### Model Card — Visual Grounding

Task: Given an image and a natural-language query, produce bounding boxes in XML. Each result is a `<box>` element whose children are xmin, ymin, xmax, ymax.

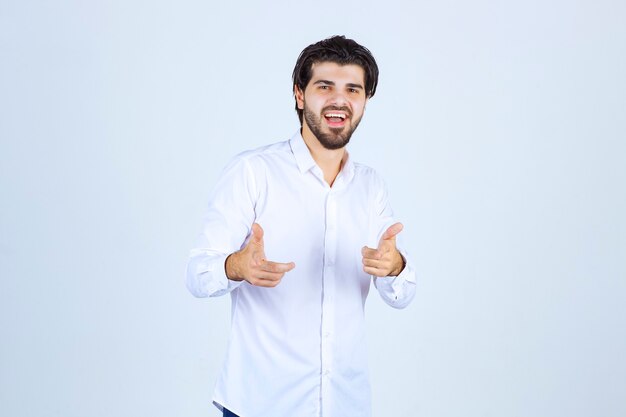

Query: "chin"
<box><xmin>318</xmin><ymin>133</ymin><xmax>351</xmax><ymax>150</ymax></box>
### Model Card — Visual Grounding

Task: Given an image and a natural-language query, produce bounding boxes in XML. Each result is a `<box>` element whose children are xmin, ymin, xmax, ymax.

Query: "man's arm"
<box><xmin>185</xmin><ymin>156</ymin><xmax>257</xmax><ymax>298</ymax></box>
<box><xmin>186</xmin><ymin>156</ymin><xmax>295</xmax><ymax>297</ymax></box>
<box><xmin>363</xmin><ymin>173</ymin><xmax>417</xmax><ymax>309</ymax></box>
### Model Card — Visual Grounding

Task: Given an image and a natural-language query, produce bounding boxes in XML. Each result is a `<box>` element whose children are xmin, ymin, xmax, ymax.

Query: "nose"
<box><xmin>328</xmin><ymin>90</ymin><xmax>348</xmax><ymax>107</ymax></box>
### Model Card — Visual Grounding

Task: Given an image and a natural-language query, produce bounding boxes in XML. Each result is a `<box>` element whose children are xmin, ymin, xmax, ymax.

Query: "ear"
<box><xmin>294</xmin><ymin>85</ymin><xmax>305</xmax><ymax>110</ymax></box>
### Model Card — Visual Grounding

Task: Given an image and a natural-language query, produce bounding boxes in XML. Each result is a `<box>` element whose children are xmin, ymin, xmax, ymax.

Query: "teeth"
<box><xmin>325</xmin><ymin>113</ymin><xmax>346</xmax><ymax>119</ymax></box>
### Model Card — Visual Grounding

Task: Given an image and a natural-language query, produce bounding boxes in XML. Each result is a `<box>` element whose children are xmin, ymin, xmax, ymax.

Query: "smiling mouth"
<box><xmin>324</xmin><ymin>112</ymin><xmax>348</xmax><ymax>126</ymax></box>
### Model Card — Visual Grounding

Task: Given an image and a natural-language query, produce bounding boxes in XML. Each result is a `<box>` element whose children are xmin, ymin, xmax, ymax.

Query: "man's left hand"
<box><xmin>361</xmin><ymin>222</ymin><xmax>405</xmax><ymax>277</ymax></box>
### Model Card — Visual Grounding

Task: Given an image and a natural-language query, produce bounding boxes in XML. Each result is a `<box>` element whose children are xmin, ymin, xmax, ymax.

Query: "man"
<box><xmin>187</xmin><ymin>35</ymin><xmax>416</xmax><ymax>417</ymax></box>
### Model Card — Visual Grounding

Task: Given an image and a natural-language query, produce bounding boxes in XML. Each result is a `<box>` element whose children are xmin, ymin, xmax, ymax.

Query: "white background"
<box><xmin>1</xmin><ymin>1</ymin><xmax>625</xmax><ymax>416</ymax></box>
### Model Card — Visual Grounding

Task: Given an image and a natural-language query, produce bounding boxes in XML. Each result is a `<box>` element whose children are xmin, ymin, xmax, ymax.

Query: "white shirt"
<box><xmin>186</xmin><ymin>132</ymin><xmax>416</xmax><ymax>417</ymax></box>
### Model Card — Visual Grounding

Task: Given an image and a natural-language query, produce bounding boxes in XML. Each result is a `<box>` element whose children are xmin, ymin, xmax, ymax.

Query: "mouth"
<box><xmin>323</xmin><ymin>111</ymin><xmax>349</xmax><ymax>128</ymax></box>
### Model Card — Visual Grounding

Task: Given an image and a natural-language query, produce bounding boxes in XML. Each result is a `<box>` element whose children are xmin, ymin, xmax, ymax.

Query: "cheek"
<box><xmin>305</xmin><ymin>97</ymin><xmax>324</xmax><ymax>112</ymax></box>
<box><xmin>352</xmin><ymin>102</ymin><xmax>366</xmax><ymax>117</ymax></box>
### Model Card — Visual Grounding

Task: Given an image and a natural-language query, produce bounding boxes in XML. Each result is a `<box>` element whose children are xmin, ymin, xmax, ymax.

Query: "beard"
<box><xmin>303</xmin><ymin>103</ymin><xmax>362</xmax><ymax>150</ymax></box>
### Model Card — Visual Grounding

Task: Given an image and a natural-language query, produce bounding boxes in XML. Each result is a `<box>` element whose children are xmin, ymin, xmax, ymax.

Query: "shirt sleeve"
<box><xmin>186</xmin><ymin>155</ymin><xmax>258</xmax><ymax>298</ymax></box>
<box><xmin>370</xmin><ymin>172</ymin><xmax>417</xmax><ymax>309</ymax></box>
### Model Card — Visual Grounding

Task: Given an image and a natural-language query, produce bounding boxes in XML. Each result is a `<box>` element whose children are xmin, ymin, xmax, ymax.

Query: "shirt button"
<box><xmin>323</xmin><ymin>369</ymin><xmax>330</xmax><ymax>376</ymax></box>
<box><xmin>324</xmin><ymin>332</ymin><xmax>331</xmax><ymax>338</ymax></box>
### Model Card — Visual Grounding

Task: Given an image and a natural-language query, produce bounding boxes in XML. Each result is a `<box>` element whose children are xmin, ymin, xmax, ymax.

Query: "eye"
<box><xmin>319</xmin><ymin>85</ymin><xmax>329</xmax><ymax>90</ymax></box>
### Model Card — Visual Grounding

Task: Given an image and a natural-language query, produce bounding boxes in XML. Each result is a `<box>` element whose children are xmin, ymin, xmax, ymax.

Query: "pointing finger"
<box><xmin>260</xmin><ymin>260</ymin><xmax>296</xmax><ymax>273</ymax></box>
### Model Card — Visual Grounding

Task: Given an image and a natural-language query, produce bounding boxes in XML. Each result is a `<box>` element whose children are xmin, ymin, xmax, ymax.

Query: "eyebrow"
<box><xmin>313</xmin><ymin>80</ymin><xmax>364</xmax><ymax>90</ymax></box>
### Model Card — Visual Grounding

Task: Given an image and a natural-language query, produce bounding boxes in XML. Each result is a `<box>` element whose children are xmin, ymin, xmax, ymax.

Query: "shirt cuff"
<box><xmin>188</xmin><ymin>252</ymin><xmax>245</xmax><ymax>297</ymax></box>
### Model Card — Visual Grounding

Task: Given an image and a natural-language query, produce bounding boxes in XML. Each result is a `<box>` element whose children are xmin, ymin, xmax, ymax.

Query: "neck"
<box><xmin>301</xmin><ymin>126</ymin><xmax>345</xmax><ymax>187</ymax></box>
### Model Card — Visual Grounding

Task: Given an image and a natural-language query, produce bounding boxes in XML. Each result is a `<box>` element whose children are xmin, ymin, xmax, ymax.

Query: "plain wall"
<box><xmin>1</xmin><ymin>1</ymin><xmax>625</xmax><ymax>416</ymax></box>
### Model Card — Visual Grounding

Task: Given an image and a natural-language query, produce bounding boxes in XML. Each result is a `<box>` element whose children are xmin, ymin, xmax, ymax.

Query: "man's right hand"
<box><xmin>225</xmin><ymin>223</ymin><xmax>295</xmax><ymax>287</ymax></box>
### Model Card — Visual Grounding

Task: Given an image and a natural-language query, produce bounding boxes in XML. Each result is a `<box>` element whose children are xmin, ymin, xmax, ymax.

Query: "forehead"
<box><xmin>309</xmin><ymin>62</ymin><xmax>365</xmax><ymax>85</ymax></box>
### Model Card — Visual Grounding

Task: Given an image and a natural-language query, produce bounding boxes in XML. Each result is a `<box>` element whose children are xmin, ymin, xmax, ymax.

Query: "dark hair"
<box><xmin>292</xmin><ymin>35</ymin><xmax>379</xmax><ymax>124</ymax></box>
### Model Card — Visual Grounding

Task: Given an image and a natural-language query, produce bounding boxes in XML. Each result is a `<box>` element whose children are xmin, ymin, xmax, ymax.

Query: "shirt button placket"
<box><xmin>321</xmin><ymin>191</ymin><xmax>337</xmax><ymax>414</ymax></box>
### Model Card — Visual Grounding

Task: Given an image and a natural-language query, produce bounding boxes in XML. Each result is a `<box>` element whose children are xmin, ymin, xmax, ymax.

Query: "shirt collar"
<box><xmin>289</xmin><ymin>131</ymin><xmax>356</xmax><ymax>181</ymax></box>
<box><xmin>341</xmin><ymin>151</ymin><xmax>355</xmax><ymax>184</ymax></box>
<box><xmin>289</xmin><ymin>131</ymin><xmax>317</xmax><ymax>174</ymax></box>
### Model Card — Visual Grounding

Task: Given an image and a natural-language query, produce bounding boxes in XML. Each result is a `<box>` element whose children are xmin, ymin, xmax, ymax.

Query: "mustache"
<box><xmin>322</xmin><ymin>106</ymin><xmax>352</xmax><ymax>118</ymax></box>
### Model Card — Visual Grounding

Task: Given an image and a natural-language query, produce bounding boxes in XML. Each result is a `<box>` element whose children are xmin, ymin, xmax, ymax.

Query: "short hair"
<box><xmin>292</xmin><ymin>35</ymin><xmax>379</xmax><ymax>124</ymax></box>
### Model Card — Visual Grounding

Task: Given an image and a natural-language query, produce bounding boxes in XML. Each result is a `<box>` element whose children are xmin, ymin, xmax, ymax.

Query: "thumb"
<box><xmin>250</xmin><ymin>223</ymin><xmax>264</xmax><ymax>246</ymax></box>
<box><xmin>379</xmin><ymin>222</ymin><xmax>403</xmax><ymax>248</ymax></box>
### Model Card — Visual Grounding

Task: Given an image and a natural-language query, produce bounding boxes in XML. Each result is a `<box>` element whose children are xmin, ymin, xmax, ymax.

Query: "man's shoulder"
<box><xmin>230</xmin><ymin>138</ymin><xmax>292</xmax><ymax>165</ymax></box>
<box><xmin>352</xmin><ymin>161</ymin><xmax>385</xmax><ymax>184</ymax></box>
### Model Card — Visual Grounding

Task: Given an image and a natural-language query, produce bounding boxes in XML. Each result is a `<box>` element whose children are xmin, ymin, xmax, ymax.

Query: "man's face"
<box><xmin>295</xmin><ymin>62</ymin><xmax>368</xmax><ymax>150</ymax></box>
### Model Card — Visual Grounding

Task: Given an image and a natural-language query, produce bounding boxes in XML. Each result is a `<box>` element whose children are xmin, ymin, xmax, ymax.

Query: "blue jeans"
<box><xmin>223</xmin><ymin>407</ymin><xmax>239</xmax><ymax>417</ymax></box>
